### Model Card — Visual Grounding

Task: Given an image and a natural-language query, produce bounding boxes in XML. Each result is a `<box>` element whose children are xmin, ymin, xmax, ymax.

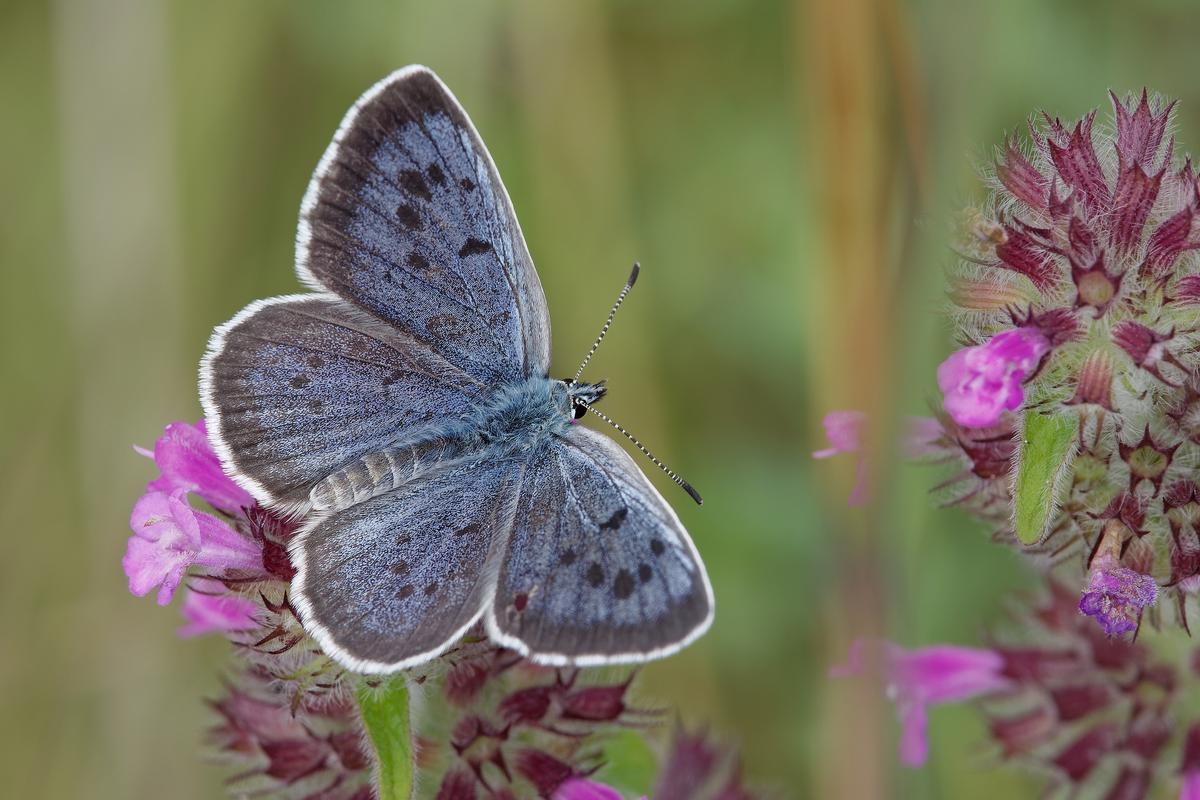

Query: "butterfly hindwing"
<box><xmin>291</xmin><ymin>455</ymin><xmax>520</xmax><ymax>672</ymax></box>
<box><xmin>200</xmin><ymin>294</ymin><xmax>483</xmax><ymax>509</ymax></box>
<box><xmin>488</xmin><ymin>425</ymin><xmax>714</xmax><ymax>665</ymax></box>
<box><xmin>297</xmin><ymin>65</ymin><xmax>551</xmax><ymax>384</ymax></box>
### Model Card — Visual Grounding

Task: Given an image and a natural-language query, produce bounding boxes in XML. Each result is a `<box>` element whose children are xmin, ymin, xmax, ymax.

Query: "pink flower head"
<box><xmin>178</xmin><ymin>580</ymin><xmax>259</xmax><ymax>638</ymax></box>
<box><xmin>552</xmin><ymin>778</ymin><xmax>625</xmax><ymax>800</ymax></box>
<box><xmin>1182</xmin><ymin>723</ymin><xmax>1200</xmax><ymax>800</ymax></box>
<box><xmin>138</xmin><ymin>419</ymin><xmax>254</xmax><ymax>515</ymax></box>
<box><xmin>812</xmin><ymin>411</ymin><xmax>868</xmax><ymax>506</ymax></box>
<box><xmin>832</xmin><ymin>640</ymin><xmax>1009</xmax><ymax>766</ymax></box>
<box><xmin>1078</xmin><ymin>552</ymin><xmax>1158</xmax><ymax>636</ymax></box>
<box><xmin>937</xmin><ymin>328</ymin><xmax>1050</xmax><ymax>428</ymax></box>
<box><xmin>124</xmin><ymin>489</ymin><xmax>262</xmax><ymax>605</ymax></box>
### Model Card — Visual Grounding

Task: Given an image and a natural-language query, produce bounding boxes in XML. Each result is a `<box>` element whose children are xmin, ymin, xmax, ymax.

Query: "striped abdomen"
<box><xmin>309</xmin><ymin>438</ymin><xmax>463</xmax><ymax>512</ymax></box>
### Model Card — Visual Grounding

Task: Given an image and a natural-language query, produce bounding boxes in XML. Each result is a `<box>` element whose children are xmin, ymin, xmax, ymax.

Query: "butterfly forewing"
<box><xmin>201</xmin><ymin>295</ymin><xmax>483</xmax><ymax>509</ymax></box>
<box><xmin>488</xmin><ymin>425</ymin><xmax>714</xmax><ymax>665</ymax></box>
<box><xmin>296</xmin><ymin>66</ymin><xmax>551</xmax><ymax>383</ymax></box>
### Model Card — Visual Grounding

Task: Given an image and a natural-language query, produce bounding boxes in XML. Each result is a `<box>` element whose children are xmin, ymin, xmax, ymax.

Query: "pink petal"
<box><xmin>146</xmin><ymin>420</ymin><xmax>255</xmax><ymax>514</ymax></box>
<box><xmin>812</xmin><ymin>410</ymin><xmax>866</xmax><ymax>458</ymax></box>
<box><xmin>553</xmin><ymin>778</ymin><xmax>623</xmax><ymax>800</ymax></box>
<box><xmin>1184</xmin><ymin>771</ymin><xmax>1200</xmax><ymax>800</ymax></box>
<box><xmin>177</xmin><ymin>584</ymin><xmax>259</xmax><ymax>638</ymax></box>
<box><xmin>897</xmin><ymin>702</ymin><xmax>930</xmax><ymax>767</ymax></box>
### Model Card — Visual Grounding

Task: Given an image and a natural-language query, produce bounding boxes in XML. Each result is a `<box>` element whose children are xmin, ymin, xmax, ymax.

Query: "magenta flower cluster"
<box><xmin>816</xmin><ymin>91</ymin><xmax>1200</xmax><ymax>799</ymax></box>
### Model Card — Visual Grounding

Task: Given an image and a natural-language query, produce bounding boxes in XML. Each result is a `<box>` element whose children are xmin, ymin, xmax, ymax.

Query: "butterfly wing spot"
<box><xmin>558</xmin><ymin>548</ymin><xmax>577</xmax><ymax>566</ymax></box>
<box><xmin>599</xmin><ymin>507</ymin><xmax>627</xmax><ymax>531</ymax></box>
<box><xmin>390</xmin><ymin>561</ymin><xmax>410</xmax><ymax>576</ymax></box>
<box><xmin>396</xmin><ymin>533</ymin><xmax>412</xmax><ymax>546</ymax></box>
<box><xmin>308</xmin><ymin>399</ymin><xmax>324</xmax><ymax>413</ymax></box>
<box><xmin>395</xmin><ymin>203</ymin><xmax>421</xmax><ymax>229</ymax></box>
<box><xmin>424</xmin><ymin>582</ymin><xmax>439</xmax><ymax>596</ymax></box>
<box><xmin>514</xmin><ymin>592</ymin><xmax>529</xmax><ymax>612</ymax></box>
<box><xmin>458</xmin><ymin>238</ymin><xmax>493</xmax><ymax>258</ymax></box>
<box><xmin>638</xmin><ymin>563</ymin><xmax>653</xmax><ymax>583</ymax></box>
<box><xmin>650</xmin><ymin>539</ymin><xmax>665</xmax><ymax>556</ymax></box>
<box><xmin>290</xmin><ymin>374</ymin><xmax>311</xmax><ymax>389</ymax></box>
<box><xmin>456</xmin><ymin>522</ymin><xmax>482</xmax><ymax>537</ymax></box>
<box><xmin>306</xmin><ymin>355</ymin><xmax>325</xmax><ymax>369</ymax></box>
<box><xmin>586</xmin><ymin>563</ymin><xmax>605</xmax><ymax>588</ymax></box>
<box><xmin>425</xmin><ymin>163</ymin><xmax>446</xmax><ymax>185</ymax></box>
<box><xmin>426</xmin><ymin>314</ymin><xmax>467</xmax><ymax>340</ymax></box>
<box><xmin>397</xmin><ymin>585</ymin><xmax>415</xmax><ymax>599</ymax></box>
<box><xmin>612</xmin><ymin>569</ymin><xmax>636</xmax><ymax>600</ymax></box>
<box><xmin>397</xmin><ymin>169</ymin><xmax>432</xmax><ymax>202</ymax></box>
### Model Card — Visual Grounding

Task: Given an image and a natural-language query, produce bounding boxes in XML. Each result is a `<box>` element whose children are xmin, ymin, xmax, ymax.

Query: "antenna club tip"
<box><xmin>682</xmin><ymin>481</ymin><xmax>703</xmax><ymax>506</ymax></box>
<box><xmin>628</xmin><ymin>262</ymin><xmax>641</xmax><ymax>287</ymax></box>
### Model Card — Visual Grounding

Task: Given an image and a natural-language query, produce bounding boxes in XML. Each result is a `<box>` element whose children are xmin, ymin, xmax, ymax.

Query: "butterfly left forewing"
<box><xmin>487</xmin><ymin>425</ymin><xmax>714</xmax><ymax>665</ymax></box>
<box><xmin>297</xmin><ymin>65</ymin><xmax>550</xmax><ymax>384</ymax></box>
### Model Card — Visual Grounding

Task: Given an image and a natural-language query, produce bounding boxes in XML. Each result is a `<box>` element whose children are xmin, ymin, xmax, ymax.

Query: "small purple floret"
<box><xmin>140</xmin><ymin>419</ymin><xmax>254</xmax><ymax>515</ymax></box>
<box><xmin>833</xmin><ymin>640</ymin><xmax>1009</xmax><ymax>766</ymax></box>
<box><xmin>937</xmin><ymin>328</ymin><xmax>1050</xmax><ymax>428</ymax></box>
<box><xmin>178</xmin><ymin>580</ymin><xmax>259</xmax><ymax>638</ymax></box>
<box><xmin>124</xmin><ymin>489</ymin><xmax>262</xmax><ymax>605</ymax></box>
<box><xmin>552</xmin><ymin>778</ymin><xmax>625</xmax><ymax>800</ymax></box>
<box><xmin>1078</xmin><ymin>553</ymin><xmax>1158</xmax><ymax>636</ymax></box>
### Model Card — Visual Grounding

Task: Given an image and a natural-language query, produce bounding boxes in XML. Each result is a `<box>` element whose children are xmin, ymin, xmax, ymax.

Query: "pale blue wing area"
<box><xmin>297</xmin><ymin>66</ymin><xmax>551</xmax><ymax>385</ymax></box>
<box><xmin>291</xmin><ymin>454</ymin><xmax>521</xmax><ymax>671</ymax></box>
<box><xmin>201</xmin><ymin>294</ymin><xmax>483</xmax><ymax>509</ymax></box>
<box><xmin>488</xmin><ymin>426</ymin><xmax>713</xmax><ymax>664</ymax></box>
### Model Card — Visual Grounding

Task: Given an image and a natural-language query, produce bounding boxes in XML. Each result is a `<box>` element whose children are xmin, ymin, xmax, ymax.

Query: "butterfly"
<box><xmin>199</xmin><ymin>65</ymin><xmax>713</xmax><ymax>673</ymax></box>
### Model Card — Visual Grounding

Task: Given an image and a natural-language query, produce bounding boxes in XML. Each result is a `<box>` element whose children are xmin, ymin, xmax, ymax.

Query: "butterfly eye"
<box><xmin>571</xmin><ymin>401</ymin><xmax>588</xmax><ymax>420</ymax></box>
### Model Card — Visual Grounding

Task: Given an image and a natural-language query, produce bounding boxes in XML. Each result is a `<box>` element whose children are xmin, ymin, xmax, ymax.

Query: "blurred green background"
<box><xmin>5</xmin><ymin>0</ymin><xmax>1200</xmax><ymax>797</ymax></box>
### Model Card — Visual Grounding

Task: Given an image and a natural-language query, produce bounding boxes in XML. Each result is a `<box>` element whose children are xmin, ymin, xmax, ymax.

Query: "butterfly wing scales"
<box><xmin>297</xmin><ymin>65</ymin><xmax>550</xmax><ymax>383</ymax></box>
<box><xmin>292</xmin><ymin>455</ymin><xmax>522</xmax><ymax>672</ymax></box>
<box><xmin>201</xmin><ymin>294</ymin><xmax>482</xmax><ymax>509</ymax></box>
<box><xmin>487</xmin><ymin>426</ymin><xmax>714</xmax><ymax>665</ymax></box>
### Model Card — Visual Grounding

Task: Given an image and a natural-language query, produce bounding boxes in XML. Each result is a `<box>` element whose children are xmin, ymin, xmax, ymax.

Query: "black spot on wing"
<box><xmin>599</xmin><ymin>507</ymin><xmax>627</xmax><ymax>531</ymax></box>
<box><xmin>559</xmin><ymin>548</ymin><xmax>577</xmax><ymax>566</ymax></box>
<box><xmin>458</xmin><ymin>237</ymin><xmax>492</xmax><ymax>258</ymax></box>
<box><xmin>638</xmin><ymin>563</ymin><xmax>652</xmax><ymax>583</ymax></box>
<box><xmin>398</xmin><ymin>169</ymin><xmax>431</xmax><ymax>202</ymax></box>
<box><xmin>390</xmin><ymin>561</ymin><xmax>410</xmax><ymax>576</ymax></box>
<box><xmin>426</xmin><ymin>163</ymin><xmax>446</xmax><ymax>185</ymax></box>
<box><xmin>307</xmin><ymin>355</ymin><xmax>325</xmax><ymax>369</ymax></box>
<box><xmin>612</xmin><ymin>569</ymin><xmax>635</xmax><ymax>600</ymax></box>
<box><xmin>650</xmin><ymin>539</ymin><xmax>665</xmax><ymax>556</ymax></box>
<box><xmin>460</xmin><ymin>177</ymin><xmax>475</xmax><ymax>191</ymax></box>
<box><xmin>290</xmin><ymin>374</ymin><xmax>311</xmax><ymax>389</ymax></box>
<box><xmin>396</xmin><ymin>203</ymin><xmax>421</xmax><ymax>229</ymax></box>
<box><xmin>397</xmin><ymin>585</ymin><xmax>414</xmax><ymax>599</ymax></box>
<box><xmin>424</xmin><ymin>582</ymin><xmax>439</xmax><ymax>596</ymax></box>
<box><xmin>586</xmin><ymin>563</ymin><xmax>604</xmax><ymax>588</ymax></box>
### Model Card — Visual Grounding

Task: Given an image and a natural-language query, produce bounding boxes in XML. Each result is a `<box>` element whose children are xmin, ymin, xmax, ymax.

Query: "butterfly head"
<box><xmin>562</xmin><ymin>378</ymin><xmax>607</xmax><ymax>420</ymax></box>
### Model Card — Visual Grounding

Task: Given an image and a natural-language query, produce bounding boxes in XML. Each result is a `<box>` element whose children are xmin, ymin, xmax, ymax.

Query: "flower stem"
<box><xmin>357</xmin><ymin>675</ymin><xmax>415</xmax><ymax>800</ymax></box>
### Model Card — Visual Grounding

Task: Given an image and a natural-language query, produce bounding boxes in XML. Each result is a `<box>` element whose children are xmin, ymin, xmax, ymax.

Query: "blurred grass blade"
<box><xmin>357</xmin><ymin>676</ymin><xmax>414</xmax><ymax>800</ymax></box>
<box><xmin>1013</xmin><ymin>409</ymin><xmax>1078</xmax><ymax>546</ymax></box>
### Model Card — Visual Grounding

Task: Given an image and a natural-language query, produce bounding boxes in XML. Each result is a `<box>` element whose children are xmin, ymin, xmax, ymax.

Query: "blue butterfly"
<box><xmin>199</xmin><ymin>66</ymin><xmax>713</xmax><ymax>673</ymax></box>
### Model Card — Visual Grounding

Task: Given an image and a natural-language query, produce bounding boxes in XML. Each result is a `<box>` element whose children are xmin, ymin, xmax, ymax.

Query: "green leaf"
<box><xmin>356</xmin><ymin>676</ymin><xmax>414</xmax><ymax>800</ymax></box>
<box><xmin>592</xmin><ymin>728</ymin><xmax>658</xmax><ymax>795</ymax></box>
<box><xmin>1013</xmin><ymin>409</ymin><xmax>1078</xmax><ymax>546</ymax></box>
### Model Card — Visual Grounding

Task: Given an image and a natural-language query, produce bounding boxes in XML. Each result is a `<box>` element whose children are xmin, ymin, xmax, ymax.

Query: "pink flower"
<box><xmin>178</xmin><ymin>580</ymin><xmax>259</xmax><ymax>638</ymax></box>
<box><xmin>552</xmin><ymin>778</ymin><xmax>625</xmax><ymax>800</ymax></box>
<box><xmin>832</xmin><ymin>640</ymin><xmax>1010</xmax><ymax>766</ymax></box>
<box><xmin>124</xmin><ymin>490</ymin><xmax>262</xmax><ymax>605</ymax></box>
<box><xmin>137</xmin><ymin>419</ymin><xmax>254</xmax><ymax>514</ymax></box>
<box><xmin>812</xmin><ymin>411</ymin><xmax>869</xmax><ymax>506</ymax></box>
<box><xmin>937</xmin><ymin>328</ymin><xmax>1050</xmax><ymax>428</ymax></box>
<box><xmin>1182</xmin><ymin>724</ymin><xmax>1200</xmax><ymax>800</ymax></box>
<box><xmin>812</xmin><ymin>412</ymin><xmax>945</xmax><ymax>505</ymax></box>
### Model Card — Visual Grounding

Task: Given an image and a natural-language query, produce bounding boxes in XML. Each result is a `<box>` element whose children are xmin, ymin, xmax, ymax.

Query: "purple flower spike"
<box><xmin>552</xmin><ymin>778</ymin><xmax>625</xmax><ymax>800</ymax></box>
<box><xmin>1078</xmin><ymin>553</ymin><xmax>1157</xmax><ymax>636</ymax></box>
<box><xmin>812</xmin><ymin>411</ymin><xmax>868</xmax><ymax>506</ymax></box>
<box><xmin>833</xmin><ymin>640</ymin><xmax>1009</xmax><ymax>767</ymax></box>
<box><xmin>141</xmin><ymin>420</ymin><xmax>254</xmax><ymax>514</ymax></box>
<box><xmin>937</xmin><ymin>328</ymin><xmax>1050</xmax><ymax>428</ymax></box>
<box><xmin>178</xmin><ymin>580</ymin><xmax>259</xmax><ymax>638</ymax></box>
<box><xmin>124</xmin><ymin>490</ymin><xmax>262</xmax><ymax>605</ymax></box>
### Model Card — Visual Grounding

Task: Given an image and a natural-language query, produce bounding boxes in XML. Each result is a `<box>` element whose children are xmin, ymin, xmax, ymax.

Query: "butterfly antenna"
<box><xmin>573</xmin><ymin>262</ymin><xmax>640</xmax><ymax>383</ymax></box>
<box><xmin>585</xmin><ymin>404</ymin><xmax>703</xmax><ymax>506</ymax></box>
